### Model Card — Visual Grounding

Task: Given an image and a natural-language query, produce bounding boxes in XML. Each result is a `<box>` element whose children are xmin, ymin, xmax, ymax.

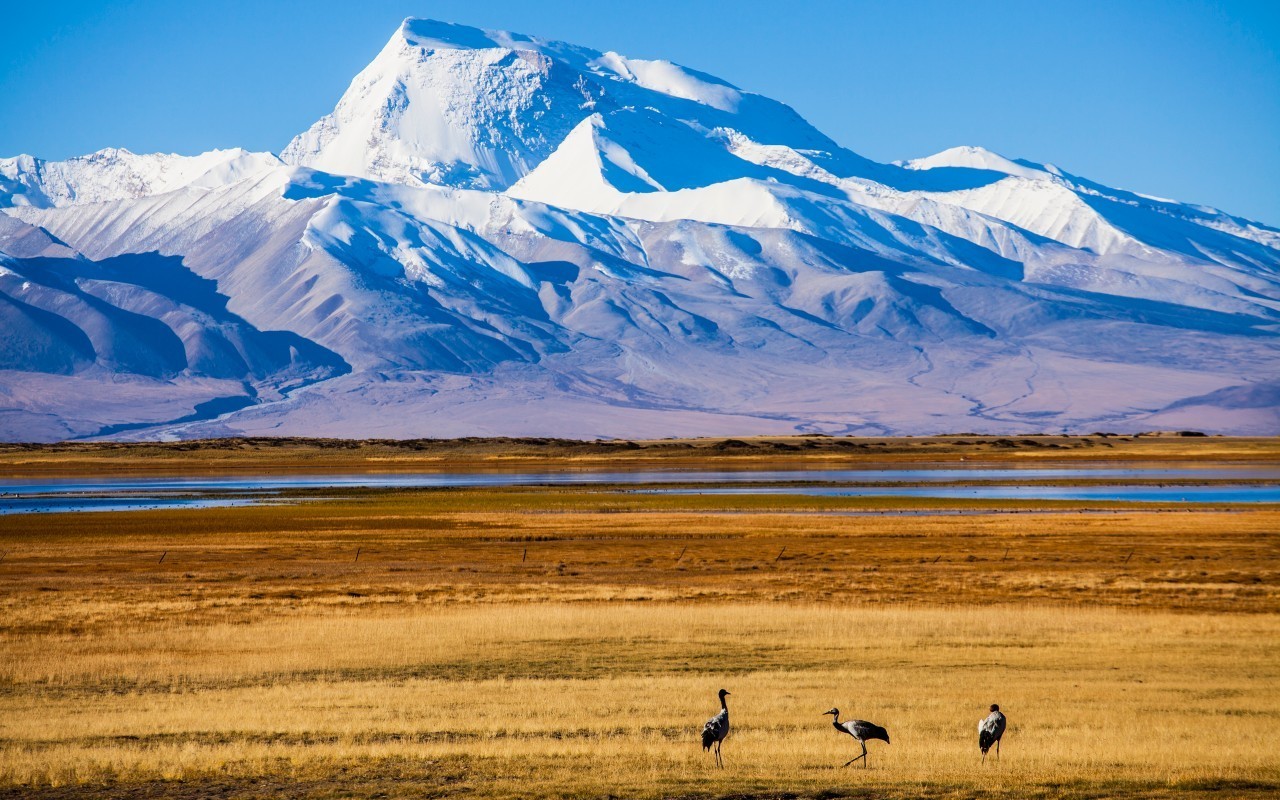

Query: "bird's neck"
<box><xmin>720</xmin><ymin>696</ymin><xmax>728</xmax><ymax>711</ymax></box>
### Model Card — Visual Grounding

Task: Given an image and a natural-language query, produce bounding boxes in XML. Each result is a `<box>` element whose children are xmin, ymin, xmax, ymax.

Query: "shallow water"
<box><xmin>0</xmin><ymin>496</ymin><xmax>258</xmax><ymax>515</ymax></box>
<box><xmin>2</xmin><ymin>466</ymin><xmax>1277</xmax><ymax>514</ymax></box>
<box><xmin>645</xmin><ymin>484</ymin><xmax>1280</xmax><ymax>503</ymax></box>
<box><xmin>4</xmin><ymin>466</ymin><xmax>1277</xmax><ymax>493</ymax></box>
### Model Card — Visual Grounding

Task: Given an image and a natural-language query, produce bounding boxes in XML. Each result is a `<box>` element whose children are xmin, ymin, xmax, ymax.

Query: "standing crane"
<box><xmin>701</xmin><ymin>689</ymin><xmax>731</xmax><ymax>767</ymax></box>
<box><xmin>978</xmin><ymin>704</ymin><xmax>1007</xmax><ymax>763</ymax></box>
<box><xmin>823</xmin><ymin>708</ymin><xmax>890</xmax><ymax>768</ymax></box>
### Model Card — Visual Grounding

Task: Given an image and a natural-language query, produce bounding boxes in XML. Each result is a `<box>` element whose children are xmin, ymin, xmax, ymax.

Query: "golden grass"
<box><xmin>2</xmin><ymin>604</ymin><xmax>1278</xmax><ymax>798</ymax></box>
<box><xmin>3</xmin><ymin>471</ymin><xmax>1280</xmax><ymax>798</ymax></box>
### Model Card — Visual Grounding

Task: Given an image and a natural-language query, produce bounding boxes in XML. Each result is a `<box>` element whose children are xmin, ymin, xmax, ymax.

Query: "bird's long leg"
<box><xmin>982</xmin><ymin>749</ymin><xmax>988</xmax><ymax>765</ymax></box>
<box><xmin>843</xmin><ymin>742</ymin><xmax>868</xmax><ymax>768</ymax></box>
<box><xmin>996</xmin><ymin>739</ymin><xmax>1001</xmax><ymax>761</ymax></box>
<box><xmin>715</xmin><ymin>740</ymin><xmax>723</xmax><ymax>768</ymax></box>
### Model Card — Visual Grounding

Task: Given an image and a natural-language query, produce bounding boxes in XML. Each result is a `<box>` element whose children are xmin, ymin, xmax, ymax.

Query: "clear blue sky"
<box><xmin>3</xmin><ymin>0</ymin><xmax>1277</xmax><ymax>223</ymax></box>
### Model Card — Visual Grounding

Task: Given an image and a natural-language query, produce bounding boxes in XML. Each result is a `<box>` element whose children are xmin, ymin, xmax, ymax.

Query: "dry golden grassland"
<box><xmin>2</xmin><ymin>440</ymin><xmax>1279</xmax><ymax>799</ymax></box>
<box><xmin>4</xmin><ymin>605</ymin><xmax>1278</xmax><ymax>800</ymax></box>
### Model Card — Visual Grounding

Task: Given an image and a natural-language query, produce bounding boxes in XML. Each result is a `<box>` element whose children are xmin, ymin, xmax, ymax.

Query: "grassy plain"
<box><xmin>1</xmin><ymin>437</ymin><xmax>1279</xmax><ymax>799</ymax></box>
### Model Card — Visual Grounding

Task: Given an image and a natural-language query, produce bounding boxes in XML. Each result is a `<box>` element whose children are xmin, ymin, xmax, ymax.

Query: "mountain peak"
<box><xmin>397</xmin><ymin>18</ymin><xmax>516</xmax><ymax>50</ymax></box>
<box><xmin>391</xmin><ymin>18</ymin><xmax>744</xmax><ymax>106</ymax></box>
<box><xmin>279</xmin><ymin>21</ymin><xmax>607</xmax><ymax>190</ymax></box>
<box><xmin>395</xmin><ymin>18</ymin><xmax>592</xmax><ymax>60</ymax></box>
<box><xmin>280</xmin><ymin>18</ymin><xmax>821</xmax><ymax>190</ymax></box>
<box><xmin>901</xmin><ymin>145</ymin><xmax>1049</xmax><ymax>180</ymax></box>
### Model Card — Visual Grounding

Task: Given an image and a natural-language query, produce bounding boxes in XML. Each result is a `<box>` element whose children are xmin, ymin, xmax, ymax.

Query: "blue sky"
<box><xmin>3</xmin><ymin>0</ymin><xmax>1277</xmax><ymax>223</ymax></box>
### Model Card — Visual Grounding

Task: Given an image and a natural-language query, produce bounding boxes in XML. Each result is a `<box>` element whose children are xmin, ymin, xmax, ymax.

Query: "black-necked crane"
<box><xmin>978</xmin><ymin>704</ymin><xmax>1006</xmax><ymax>763</ymax></box>
<box><xmin>823</xmin><ymin>708</ymin><xmax>890</xmax><ymax>767</ymax></box>
<box><xmin>701</xmin><ymin>689</ymin><xmax>731</xmax><ymax>767</ymax></box>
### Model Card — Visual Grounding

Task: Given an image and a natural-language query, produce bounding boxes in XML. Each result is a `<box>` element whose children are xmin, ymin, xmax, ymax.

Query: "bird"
<box><xmin>978</xmin><ymin>704</ymin><xmax>1007</xmax><ymax>763</ymax></box>
<box><xmin>701</xmin><ymin>689</ymin><xmax>731</xmax><ymax>767</ymax></box>
<box><xmin>823</xmin><ymin>708</ymin><xmax>890</xmax><ymax>768</ymax></box>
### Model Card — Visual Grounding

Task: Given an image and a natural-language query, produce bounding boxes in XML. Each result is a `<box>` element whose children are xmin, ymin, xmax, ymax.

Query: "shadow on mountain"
<box><xmin>0</xmin><ymin>251</ymin><xmax>349</xmax><ymax>381</ymax></box>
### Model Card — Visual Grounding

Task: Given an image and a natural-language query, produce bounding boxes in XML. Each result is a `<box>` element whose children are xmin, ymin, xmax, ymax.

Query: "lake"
<box><xmin>3</xmin><ymin>465</ymin><xmax>1277</xmax><ymax>514</ymax></box>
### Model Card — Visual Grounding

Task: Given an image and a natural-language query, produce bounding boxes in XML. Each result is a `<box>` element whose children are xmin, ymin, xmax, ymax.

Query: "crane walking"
<box><xmin>823</xmin><ymin>708</ymin><xmax>890</xmax><ymax>768</ymax></box>
<box><xmin>978</xmin><ymin>704</ymin><xmax>1007</xmax><ymax>763</ymax></box>
<box><xmin>701</xmin><ymin>689</ymin><xmax>731</xmax><ymax>767</ymax></box>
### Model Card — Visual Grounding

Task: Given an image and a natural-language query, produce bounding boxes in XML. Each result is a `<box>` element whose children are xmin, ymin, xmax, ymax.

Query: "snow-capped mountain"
<box><xmin>1</xmin><ymin>18</ymin><xmax>1277</xmax><ymax>441</ymax></box>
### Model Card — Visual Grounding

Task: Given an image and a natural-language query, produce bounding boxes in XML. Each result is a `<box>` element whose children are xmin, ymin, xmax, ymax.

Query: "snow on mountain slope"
<box><xmin>0</xmin><ymin>148</ymin><xmax>280</xmax><ymax>209</ymax></box>
<box><xmin>0</xmin><ymin>213</ymin><xmax>348</xmax><ymax>439</ymax></box>
<box><xmin>504</xmin><ymin>115</ymin><xmax>1037</xmax><ymax>283</ymax></box>
<box><xmin>506</xmin><ymin>111</ymin><xmax>784</xmax><ymax>208</ymax></box>
<box><xmin>281</xmin><ymin>18</ymin><xmax>836</xmax><ymax>191</ymax></box>
<box><xmin>900</xmin><ymin>145</ymin><xmax>1049</xmax><ymax>180</ymax></box>
<box><xmin>717</xmin><ymin>136</ymin><xmax>1280</xmax><ymax>316</ymax></box>
<box><xmin>905</xmin><ymin>146</ymin><xmax>1280</xmax><ymax>250</ymax></box>
<box><xmin>1</xmin><ymin>17</ymin><xmax>1278</xmax><ymax>440</ymax></box>
<box><xmin>8</xmin><ymin>167</ymin><xmax>572</xmax><ymax>374</ymax></box>
<box><xmin>927</xmin><ymin>175</ymin><xmax>1142</xmax><ymax>254</ymax></box>
<box><xmin>501</xmin><ymin>100</ymin><xmax>1280</xmax><ymax>320</ymax></box>
<box><xmin>903</xmin><ymin>145</ymin><xmax>1280</xmax><ymax>256</ymax></box>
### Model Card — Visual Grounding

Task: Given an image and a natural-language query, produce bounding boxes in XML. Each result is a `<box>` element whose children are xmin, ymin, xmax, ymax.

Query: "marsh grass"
<box><xmin>3</xmin><ymin>490</ymin><xmax>1277</xmax><ymax>619</ymax></box>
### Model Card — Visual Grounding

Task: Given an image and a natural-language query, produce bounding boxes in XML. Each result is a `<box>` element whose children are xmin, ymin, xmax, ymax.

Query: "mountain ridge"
<box><xmin>1</xmin><ymin>17</ymin><xmax>1277</xmax><ymax>441</ymax></box>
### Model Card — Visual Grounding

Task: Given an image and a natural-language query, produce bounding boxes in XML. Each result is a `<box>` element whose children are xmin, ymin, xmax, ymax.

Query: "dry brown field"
<box><xmin>2</xmin><ymin>433</ymin><xmax>1278</xmax><ymax>476</ymax></box>
<box><xmin>2</xmin><ymin>438</ymin><xmax>1278</xmax><ymax>799</ymax></box>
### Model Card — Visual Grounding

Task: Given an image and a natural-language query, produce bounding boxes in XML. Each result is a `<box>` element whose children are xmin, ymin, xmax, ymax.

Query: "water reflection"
<box><xmin>2</xmin><ymin>466</ymin><xmax>1277</xmax><ymax>515</ymax></box>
